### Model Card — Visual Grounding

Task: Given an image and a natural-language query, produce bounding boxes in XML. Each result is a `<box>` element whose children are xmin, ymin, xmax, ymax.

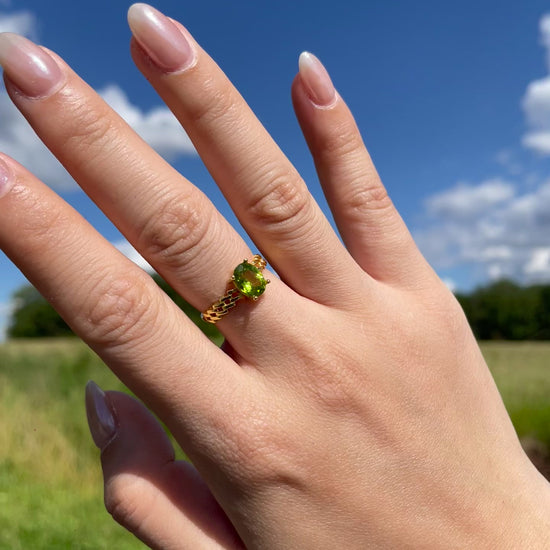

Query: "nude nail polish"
<box><xmin>128</xmin><ymin>3</ymin><xmax>196</xmax><ymax>73</ymax></box>
<box><xmin>298</xmin><ymin>52</ymin><xmax>337</xmax><ymax>108</ymax></box>
<box><xmin>85</xmin><ymin>380</ymin><xmax>117</xmax><ymax>450</ymax></box>
<box><xmin>0</xmin><ymin>156</ymin><xmax>14</xmax><ymax>199</ymax></box>
<box><xmin>0</xmin><ymin>33</ymin><xmax>63</xmax><ymax>98</ymax></box>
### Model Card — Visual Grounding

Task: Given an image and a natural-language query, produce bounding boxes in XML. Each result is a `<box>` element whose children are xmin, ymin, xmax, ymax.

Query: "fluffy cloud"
<box><xmin>0</xmin><ymin>10</ymin><xmax>196</xmax><ymax>190</ymax></box>
<box><xmin>0</xmin><ymin>91</ymin><xmax>77</xmax><ymax>188</ymax></box>
<box><xmin>100</xmin><ymin>85</ymin><xmax>195</xmax><ymax>161</ymax></box>
<box><xmin>415</xmin><ymin>14</ymin><xmax>550</xmax><ymax>288</ymax></box>
<box><xmin>0</xmin><ymin>10</ymin><xmax>37</xmax><ymax>38</ymax></box>
<box><xmin>425</xmin><ymin>179</ymin><xmax>515</xmax><ymax>220</ymax></box>
<box><xmin>0</xmin><ymin>83</ymin><xmax>196</xmax><ymax>190</ymax></box>
<box><xmin>522</xmin><ymin>14</ymin><xmax>550</xmax><ymax>154</ymax></box>
<box><xmin>113</xmin><ymin>239</ymin><xmax>154</xmax><ymax>274</ymax></box>
<box><xmin>415</xmin><ymin>178</ymin><xmax>550</xmax><ymax>285</ymax></box>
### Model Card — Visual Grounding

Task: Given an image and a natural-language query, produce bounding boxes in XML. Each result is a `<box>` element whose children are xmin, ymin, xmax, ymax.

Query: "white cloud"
<box><xmin>113</xmin><ymin>239</ymin><xmax>154</xmax><ymax>274</ymax></box>
<box><xmin>425</xmin><ymin>179</ymin><xmax>515</xmax><ymax>220</ymax></box>
<box><xmin>0</xmin><ymin>299</ymin><xmax>15</xmax><ymax>341</ymax></box>
<box><xmin>0</xmin><ymin>10</ymin><xmax>37</xmax><ymax>38</ymax></box>
<box><xmin>522</xmin><ymin>14</ymin><xmax>550</xmax><ymax>155</ymax></box>
<box><xmin>540</xmin><ymin>14</ymin><xmax>550</xmax><ymax>71</ymax></box>
<box><xmin>524</xmin><ymin>247</ymin><xmax>550</xmax><ymax>276</ymax></box>
<box><xmin>0</xmin><ymin>84</ymin><xmax>196</xmax><ymax>190</ymax></box>
<box><xmin>441</xmin><ymin>278</ymin><xmax>456</xmax><ymax>293</ymax></box>
<box><xmin>415</xmin><ymin>14</ymin><xmax>550</xmax><ymax>288</ymax></box>
<box><xmin>494</xmin><ymin>149</ymin><xmax>522</xmax><ymax>175</ymax></box>
<box><xmin>415</xmin><ymin>178</ymin><xmax>550</xmax><ymax>285</ymax></box>
<box><xmin>0</xmin><ymin>91</ymin><xmax>76</xmax><ymax>189</ymax></box>
<box><xmin>99</xmin><ymin>85</ymin><xmax>195</xmax><ymax>161</ymax></box>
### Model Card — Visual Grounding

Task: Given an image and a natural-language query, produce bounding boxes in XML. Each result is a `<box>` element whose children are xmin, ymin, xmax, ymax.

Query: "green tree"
<box><xmin>7</xmin><ymin>286</ymin><xmax>72</xmax><ymax>338</ymax></box>
<box><xmin>457</xmin><ymin>280</ymin><xmax>550</xmax><ymax>340</ymax></box>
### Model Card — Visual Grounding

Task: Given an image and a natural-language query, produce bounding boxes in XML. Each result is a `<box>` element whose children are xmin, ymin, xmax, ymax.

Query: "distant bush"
<box><xmin>7</xmin><ymin>286</ymin><xmax>72</xmax><ymax>339</ymax></box>
<box><xmin>456</xmin><ymin>280</ymin><xmax>550</xmax><ymax>340</ymax></box>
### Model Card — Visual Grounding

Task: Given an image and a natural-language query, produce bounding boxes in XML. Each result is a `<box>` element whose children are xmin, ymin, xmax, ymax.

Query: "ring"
<box><xmin>201</xmin><ymin>255</ymin><xmax>270</xmax><ymax>324</ymax></box>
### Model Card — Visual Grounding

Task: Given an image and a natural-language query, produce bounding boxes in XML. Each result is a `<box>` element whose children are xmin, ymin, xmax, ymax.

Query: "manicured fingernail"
<box><xmin>298</xmin><ymin>52</ymin><xmax>337</xmax><ymax>108</ymax></box>
<box><xmin>0</xmin><ymin>33</ymin><xmax>63</xmax><ymax>98</ymax></box>
<box><xmin>85</xmin><ymin>381</ymin><xmax>117</xmax><ymax>450</ymax></box>
<box><xmin>0</xmin><ymin>156</ymin><xmax>14</xmax><ymax>199</ymax></box>
<box><xmin>128</xmin><ymin>3</ymin><xmax>196</xmax><ymax>73</ymax></box>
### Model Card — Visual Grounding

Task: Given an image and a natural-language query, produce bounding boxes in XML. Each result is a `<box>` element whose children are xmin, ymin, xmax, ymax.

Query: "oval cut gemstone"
<box><xmin>233</xmin><ymin>261</ymin><xmax>267</xmax><ymax>298</ymax></box>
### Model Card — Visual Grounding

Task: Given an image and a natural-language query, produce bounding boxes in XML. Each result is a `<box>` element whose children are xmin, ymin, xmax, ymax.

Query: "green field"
<box><xmin>1</xmin><ymin>339</ymin><xmax>549</xmax><ymax>549</ymax></box>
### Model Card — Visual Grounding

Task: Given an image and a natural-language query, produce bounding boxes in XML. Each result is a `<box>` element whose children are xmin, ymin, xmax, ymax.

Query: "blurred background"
<box><xmin>1</xmin><ymin>0</ymin><xmax>549</xmax><ymax>548</ymax></box>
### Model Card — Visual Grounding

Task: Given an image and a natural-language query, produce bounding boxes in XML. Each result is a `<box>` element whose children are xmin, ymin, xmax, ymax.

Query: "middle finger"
<box><xmin>127</xmin><ymin>4</ymin><xmax>365</xmax><ymax>307</ymax></box>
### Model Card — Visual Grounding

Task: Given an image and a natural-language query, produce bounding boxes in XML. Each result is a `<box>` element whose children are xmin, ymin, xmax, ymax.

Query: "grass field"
<box><xmin>1</xmin><ymin>339</ymin><xmax>549</xmax><ymax>549</ymax></box>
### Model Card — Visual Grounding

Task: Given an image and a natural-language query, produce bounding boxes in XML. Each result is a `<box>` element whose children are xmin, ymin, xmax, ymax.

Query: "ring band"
<box><xmin>201</xmin><ymin>255</ymin><xmax>270</xmax><ymax>324</ymax></box>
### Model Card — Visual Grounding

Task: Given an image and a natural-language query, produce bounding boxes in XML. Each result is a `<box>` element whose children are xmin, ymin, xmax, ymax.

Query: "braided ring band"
<box><xmin>201</xmin><ymin>255</ymin><xmax>270</xmax><ymax>324</ymax></box>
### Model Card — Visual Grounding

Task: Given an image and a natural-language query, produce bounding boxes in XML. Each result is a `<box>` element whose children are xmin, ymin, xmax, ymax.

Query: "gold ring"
<box><xmin>201</xmin><ymin>255</ymin><xmax>270</xmax><ymax>324</ymax></box>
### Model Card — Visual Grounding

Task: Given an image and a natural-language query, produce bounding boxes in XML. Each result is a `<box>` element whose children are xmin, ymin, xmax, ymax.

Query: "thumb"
<box><xmin>85</xmin><ymin>381</ymin><xmax>243</xmax><ymax>550</ymax></box>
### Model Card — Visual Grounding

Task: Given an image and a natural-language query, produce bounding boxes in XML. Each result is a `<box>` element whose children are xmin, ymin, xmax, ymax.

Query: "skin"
<box><xmin>0</xmin><ymin>8</ymin><xmax>549</xmax><ymax>550</ymax></box>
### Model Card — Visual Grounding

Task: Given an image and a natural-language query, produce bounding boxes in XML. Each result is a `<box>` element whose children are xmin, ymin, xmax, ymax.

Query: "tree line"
<box><xmin>455</xmin><ymin>280</ymin><xmax>550</xmax><ymax>340</ymax></box>
<box><xmin>6</xmin><ymin>278</ymin><xmax>550</xmax><ymax>341</ymax></box>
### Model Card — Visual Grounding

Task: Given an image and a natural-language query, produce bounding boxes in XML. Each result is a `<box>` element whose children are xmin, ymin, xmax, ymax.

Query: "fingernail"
<box><xmin>0</xmin><ymin>156</ymin><xmax>14</xmax><ymax>199</ymax></box>
<box><xmin>0</xmin><ymin>33</ymin><xmax>63</xmax><ymax>98</ymax></box>
<box><xmin>85</xmin><ymin>381</ymin><xmax>117</xmax><ymax>450</ymax></box>
<box><xmin>298</xmin><ymin>52</ymin><xmax>337</xmax><ymax>108</ymax></box>
<box><xmin>128</xmin><ymin>3</ymin><xmax>196</xmax><ymax>73</ymax></box>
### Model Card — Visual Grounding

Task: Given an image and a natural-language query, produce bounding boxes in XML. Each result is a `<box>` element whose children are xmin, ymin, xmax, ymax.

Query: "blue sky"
<box><xmin>1</xmin><ymin>0</ymin><xmax>550</xmax><ymax>338</ymax></box>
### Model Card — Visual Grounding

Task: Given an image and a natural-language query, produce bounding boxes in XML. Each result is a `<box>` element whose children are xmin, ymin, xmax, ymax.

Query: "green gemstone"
<box><xmin>233</xmin><ymin>260</ymin><xmax>267</xmax><ymax>298</ymax></box>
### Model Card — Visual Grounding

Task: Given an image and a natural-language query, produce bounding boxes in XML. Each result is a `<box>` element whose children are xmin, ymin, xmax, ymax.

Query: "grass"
<box><xmin>0</xmin><ymin>339</ymin><xmax>549</xmax><ymax>548</ymax></box>
<box><xmin>0</xmin><ymin>339</ymin><xmax>141</xmax><ymax>549</ymax></box>
<box><xmin>481</xmin><ymin>341</ymin><xmax>550</xmax><ymax>448</ymax></box>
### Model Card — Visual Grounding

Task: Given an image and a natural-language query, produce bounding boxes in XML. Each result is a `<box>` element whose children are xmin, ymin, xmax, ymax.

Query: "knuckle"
<box><xmin>247</xmin><ymin>166</ymin><xmax>311</xmax><ymax>232</ymax></box>
<box><xmin>82</xmin><ymin>272</ymin><xmax>158</xmax><ymax>348</ymax></box>
<box><xmin>55</xmin><ymin>96</ymin><xmax>116</xmax><ymax>159</ymax></box>
<box><xmin>317</xmin><ymin>119</ymin><xmax>365</xmax><ymax>159</ymax></box>
<box><xmin>304</xmin><ymin>348</ymin><xmax>362</xmax><ymax>414</ymax></box>
<box><xmin>341</xmin><ymin>180</ymin><xmax>394</xmax><ymax>218</ymax></box>
<box><xmin>227</xmin><ymin>411</ymin><xmax>305</xmax><ymax>488</ymax></box>
<box><xmin>280</xmin><ymin>319</ymin><xmax>364</xmax><ymax>415</ymax></box>
<box><xmin>213</xmin><ymin>397</ymin><xmax>306</xmax><ymax>489</ymax></box>
<box><xmin>104</xmin><ymin>474</ymin><xmax>156</xmax><ymax>532</ymax></box>
<box><xmin>17</xmin><ymin>191</ymin><xmax>70</xmax><ymax>246</ymax></box>
<box><xmin>186</xmin><ymin>80</ymin><xmax>239</xmax><ymax>129</ymax></box>
<box><xmin>137</xmin><ymin>193</ymin><xmax>211</xmax><ymax>269</ymax></box>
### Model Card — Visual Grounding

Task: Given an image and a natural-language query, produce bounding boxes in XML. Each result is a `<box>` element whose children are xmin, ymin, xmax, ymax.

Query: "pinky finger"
<box><xmin>292</xmin><ymin>52</ymin><xmax>430</xmax><ymax>287</ymax></box>
<box><xmin>85</xmin><ymin>382</ymin><xmax>244</xmax><ymax>550</ymax></box>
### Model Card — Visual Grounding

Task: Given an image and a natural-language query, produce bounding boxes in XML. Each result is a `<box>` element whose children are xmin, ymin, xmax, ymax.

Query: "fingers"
<box><xmin>127</xmin><ymin>4</ymin><xmax>364</xmax><ymax>305</ymax></box>
<box><xmin>86</xmin><ymin>383</ymin><xmax>244</xmax><ymax>550</ymax></box>
<box><xmin>0</xmin><ymin>32</ymin><xmax>252</xmax><ymax>319</ymax></box>
<box><xmin>0</xmin><ymin>154</ymin><xmax>245</xmax><ymax>450</ymax></box>
<box><xmin>292</xmin><ymin>53</ymin><xmax>430</xmax><ymax>286</ymax></box>
<box><xmin>0</xmin><ymin>32</ymin><xmax>342</xmax><ymax>355</ymax></box>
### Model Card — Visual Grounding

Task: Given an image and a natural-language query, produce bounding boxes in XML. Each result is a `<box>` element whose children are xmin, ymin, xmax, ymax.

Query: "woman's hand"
<box><xmin>0</xmin><ymin>4</ymin><xmax>548</xmax><ymax>548</ymax></box>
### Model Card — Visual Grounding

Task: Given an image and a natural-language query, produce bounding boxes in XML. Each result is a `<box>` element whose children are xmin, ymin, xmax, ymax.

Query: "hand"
<box><xmin>0</xmin><ymin>4</ymin><xmax>548</xmax><ymax>549</ymax></box>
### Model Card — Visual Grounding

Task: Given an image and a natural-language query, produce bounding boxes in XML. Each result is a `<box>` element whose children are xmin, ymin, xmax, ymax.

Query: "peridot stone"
<box><xmin>233</xmin><ymin>260</ymin><xmax>267</xmax><ymax>298</ymax></box>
